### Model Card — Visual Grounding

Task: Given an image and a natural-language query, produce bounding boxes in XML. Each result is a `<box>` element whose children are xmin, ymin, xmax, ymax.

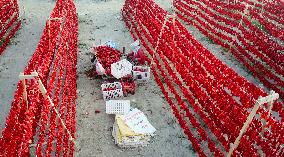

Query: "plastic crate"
<box><xmin>101</xmin><ymin>82</ymin><xmax>123</xmax><ymax>100</ymax></box>
<box><xmin>106</xmin><ymin>100</ymin><xmax>130</xmax><ymax>114</ymax></box>
<box><xmin>132</xmin><ymin>66</ymin><xmax>150</xmax><ymax>80</ymax></box>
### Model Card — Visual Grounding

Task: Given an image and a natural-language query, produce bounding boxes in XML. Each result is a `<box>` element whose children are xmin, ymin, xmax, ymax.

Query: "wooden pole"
<box><xmin>228</xmin><ymin>3</ymin><xmax>249</xmax><ymax>51</ymax></box>
<box><xmin>18</xmin><ymin>71</ymin><xmax>76</xmax><ymax>144</ymax></box>
<box><xmin>227</xmin><ymin>91</ymin><xmax>279</xmax><ymax>157</ymax></box>
<box><xmin>260</xmin><ymin>91</ymin><xmax>275</xmax><ymax>135</ymax></box>
<box><xmin>48</xmin><ymin>20</ymin><xmax>51</xmax><ymax>52</ymax></box>
<box><xmin>150</xmin><ymin>15</ymin><xmax>172</xmax><ymax>66</ymax></box>
<box><xmin>172</xmin><ymin>14</ymin><xmax>177</xmax><ymax>59</ymax></box>
<box><xmin>19</xmin><ymin>73</ymin><xmax>29</xmax><ymax>111</ymax></box>
<box><xmin>227</xmin><ymin>100</ymin><xmax>261</xmax><ymax>157</ymax></box>
<box><xmin>35</xmin><ymin>71</ymin><xmax>75</xmax><ymax>143</ymax></box>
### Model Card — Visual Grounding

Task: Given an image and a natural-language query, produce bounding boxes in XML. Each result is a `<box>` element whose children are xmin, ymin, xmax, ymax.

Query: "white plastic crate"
<box><xmin>132</xmin><ymin>66</ymin><xmax>150</xmax><ymax>80</ymax></box>
<box><xmin>101</xmin><ymin>82</ymin><xmax>123</xmax><ymax>100</ymax></box>
<box><xmin>106</xmin><ymin>100</ymin><xmax>130</xmax><ymax>115</ymax></box>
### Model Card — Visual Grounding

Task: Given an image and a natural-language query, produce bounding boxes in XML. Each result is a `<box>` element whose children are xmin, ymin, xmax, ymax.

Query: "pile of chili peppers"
<box><xmin>0</xmin><ymin>0</ymin><xmax>78</xmax><ymax>156</ymax></box>
<box><xmin>0</xmin><ymin>0</ymin><xmax>21</xmax><ymax>55</ymax></box>
<box><xmin>120</xmin><ymin>77</ymin><xmax>136</xmax><ymax>96</ymax></box>
<box><xmin>122</xmin><ymin>0</ymin><xmax>284</xmax><ymax>156</ymax></box>
<box><xmin>95</xmin><ymin>46</ymin><xmax>121</xmax><ymax>75</ymax></box>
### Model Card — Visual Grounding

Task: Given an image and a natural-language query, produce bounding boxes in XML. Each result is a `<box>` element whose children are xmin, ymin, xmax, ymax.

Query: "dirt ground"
<box><xmin>74</xmin><ymin>0</ymin><xmax>196</xmax><ymax>156</ymax></box>
<box><xmin>0</xmin><ymin>0</ymin><xmax>269</xmax><ymax>156</ymax></box>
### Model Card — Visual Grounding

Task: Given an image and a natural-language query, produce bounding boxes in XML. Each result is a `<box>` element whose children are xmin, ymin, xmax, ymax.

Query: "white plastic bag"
<box><xmin>130</xmin><ymin>40</ymin><xmax>140</xmax><ymax>53</ymax></box>
<box><xmin>96</xmin><ymin>61</ymin><xmax>106</xmax><ymax>75</ymax></box>
<box><xmin>105</xmin><ymin>40</ymin><xmax>118</xmax><ymax>49</ymax></box>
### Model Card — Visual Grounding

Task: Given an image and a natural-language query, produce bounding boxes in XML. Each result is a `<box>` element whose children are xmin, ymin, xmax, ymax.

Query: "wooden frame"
<box><xmin>18</xmin><ymin>71</ymin><xmax>76</xmax><ymax>144</ymax></box>
<box><xmin>227</xmin><ymin>90</ymin><xmax>279</xmax><ymax>157</ymax></box>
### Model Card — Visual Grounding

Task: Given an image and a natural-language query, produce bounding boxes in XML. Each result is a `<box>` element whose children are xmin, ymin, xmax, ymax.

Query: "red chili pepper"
<box><xmin>95</xmin><ymin>46</ymin><xmax>121</xmax><ymax>75</ymax></box>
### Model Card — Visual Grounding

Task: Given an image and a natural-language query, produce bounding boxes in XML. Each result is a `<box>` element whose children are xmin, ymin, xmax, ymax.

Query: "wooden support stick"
<box><xmin>267</xmin><ymin>101</ymin><xmax>274</xmax><ymax>117</ymax></box>
<box><xmin>22</xmin><ymin>78</ymin><xmax>28</xmax><ymax>111</ymax></box>
<box><xmin>172</xmin><ymin>13</ymin><xmax>177</xmax><ymax>59</ymax></box>
<box><xmin>47</xmin><ymin>17</ymin><xmax>63</xmax><ymax>21</ymax></box>
<box><xmin>18</xmin><ymin>71</ymin><xmax>76</xmax><ymax>145</ymax></box>
<box><xmin>35</xmin><ymin>72</ymin><xmax>75</xmax><ymax>143</ymax></box>
<box><xmin>227</xmin><ymin>91</ymin><xmax>279</xmax><ymax>157</ymax></box>
<box><xmin>227</xmin><ymin>100</ymin><xmax>261</xmax><ymax>157</ymax></box>
<box><xmin>150</xmin><ymin>14</ymin><xmax>173</xmax><ymax>66</ymax></box>
<box><xmin>19</xmin><ymin>72</ymin><xmax>30</xmax><ymax>110</ymax></box>
<box><xmin>19</xmin><ymin>72</ymin><xmax>38</xmax><ymax>80</ymax></box>
<box><xmin>261</xmin><ymin>91</ymin><xmax>276</xmax><ymax>135</ymax></box>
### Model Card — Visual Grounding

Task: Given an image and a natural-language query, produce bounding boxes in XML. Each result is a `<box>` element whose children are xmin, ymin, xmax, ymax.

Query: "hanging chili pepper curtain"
<box><xmin>0</xmin><ymin>0</ymin><xmax>21</xmax><ymax>55</ymax></box>
<box><xmin>174</xmin><ymin>0</ymin><xmax>284</xmax><ymax>99</ymax></box>
<box><xmin>122</xmin><ymin>0</ymin><xmax>284</xmax><ymax>156</ymax></box>
<box><xmin>0</xmin><ymin>0</ymin><xmax>78</xmax><ymax>156</ymax></box>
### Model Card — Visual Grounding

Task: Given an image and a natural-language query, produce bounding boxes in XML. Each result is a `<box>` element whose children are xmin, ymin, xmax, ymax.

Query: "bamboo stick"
<box><xmin>227</xmin><ymin>91</ymin><xmax>279</xmax><ymax>157</ymax></box>
<box><xmin>18</xmin><ymin>71</ymin><xmax>76</xmax><ymax>144</ymax></box>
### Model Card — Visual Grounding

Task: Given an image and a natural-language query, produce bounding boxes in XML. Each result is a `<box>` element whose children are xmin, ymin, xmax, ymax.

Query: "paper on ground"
<box><xmin>120</xmin><ymin>108</ymin><xmax>156</xmax><ymax>135</ymax></box>
<box><xmin>116</xmin><ymin>115</ymin><xmax>140</xmax><ymax>136</ymax></box>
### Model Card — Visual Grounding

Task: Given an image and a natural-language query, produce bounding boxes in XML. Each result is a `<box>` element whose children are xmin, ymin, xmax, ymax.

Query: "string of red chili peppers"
<box><xmin>0</xmin><ymin>11</ymin><xmax>19</xmax><ymax>37</ymax></box>
<box><xmin>175</xmin><ymin>0</ymin><xmax>284</xmax><ymax>98</ymax></box>
<box><xmin>123</xmin><ymin>1</ymin><xmax>208</xmax><ymax>155</ymax></box>
<box><xmin>157</xmin><ymin>28</ymin><xmax>226</xmax><ymax>155</ymax></box>
<box><xmin>35</xmin><ymin>20</ymin><xmax>63</xmax><ymax>157</ymax></box>
<box><xmin>130</xmin><ymin>0</ymin><xmax>282</xmax><ymax>121</ymax></box>
<box><xmin>0</xmin><ymin>0</ymin><xmax>78</xmax><ymax>156</ymax></box>
<box><xmin>124</xmin><ymin>11</ymin><xmax>231</xmax><ymax>155</ymax></box>
<box><xmin>173</xmin><ymin>16</ymin><xmax>284</xmax><ymax>155</ymax></box>
<box><xmin>0</xmin><ymin>1</ymin><xmax>20</xmax><ymax>55</ymax></box>
<box><xmin>177</xmin><ymin>0</ymin><xmax>284</xmax><ymax>65</ymax></box>
<box><xmin>123</xmin><ymin>0</ymin><xmax>236</xmax><ymax>155</ymax></box>
<box><xmin>178</xmin><ymin>18</ymin><xmax>282</xmax><ymax>155</ymax></box>
<box><xmin>175</xmin><ymin>0</ymin><xmax>284</xmax><ymax>69</ymax></box>
<box><xmin>238</xmin><ymin>0</ymin><xmax>284</xmax><ymax>28</ymax></box>
<box><xmin>176</xmin><ymin>1</ymin><xmax>282</xmax><ymax>68</ymax></box>
<box><xmin>0</xmin><ymin>21</ymin><xmax>21</xmax><ymax>55</ymax></box>
<box><xmin>123</xmin><ymin>0</ymin><xmax>282</xmax><ymax>156</ymax></box>
<box><xmin>0</xmin><ymin>4</ymin><xmax>17</xmax><ymax>28</ymax></box>
<box><xmin>178</xmin><ymin>12</ymin><xmax>284</xmax><ymax>99</ymax></box>
<box><xmin>178</xmin><ymin>0</ymin><xmax>284</xmax><ymax>65</ymax></box>
<box><xmin>164</xmin><ymin>22</ymin><xmax>260</xmax><ymax>155</ymax></box>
